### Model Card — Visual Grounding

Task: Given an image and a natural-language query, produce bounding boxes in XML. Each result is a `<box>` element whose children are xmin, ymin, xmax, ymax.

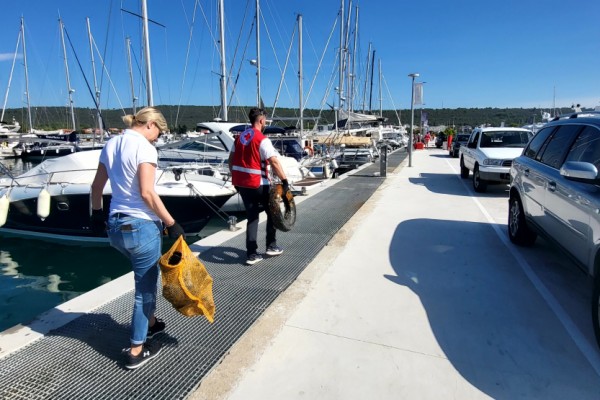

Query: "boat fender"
<box><xmin>303</xmin><ymin>146</ymin><xmax>314</xmax><ymax>157</ymax></box>
<box><xmin>330</xmin><ymin>159</ymin><xmax>339</xmax><ymax>169</ymax></box>
<box><xmin>268</xmin><ymin>183</ymin><xmax>296</xmax><ymax>232</ymax></box>
<box><xmin>37</xmin><ymin>188</ymin><xmax>51</xmax><ymax>219</ymax></box>
<box><xmin>0</xmin><ymin>194</ymin><xmax>9</xmax><ymax>227</ymax></box>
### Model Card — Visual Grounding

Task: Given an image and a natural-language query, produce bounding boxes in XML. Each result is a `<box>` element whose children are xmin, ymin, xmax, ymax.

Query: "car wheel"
<box><xmin>473</xmin><ymin>166</ymin><xmax>488</xmax><ymax>192</ymax></box>
<box><xmin>592</xmin><ymin>275</ymin><xmax>600</xmax><ymax>349</ymax></box>
<box><xmin>508</xmin><ymin>194</ymin><xmax>537</xmax><ymax>246</ymax></box>
<box><xmin>460</xmin><ymin>158</ymin><xmax>469</xmax><ymax>179</ymax></box>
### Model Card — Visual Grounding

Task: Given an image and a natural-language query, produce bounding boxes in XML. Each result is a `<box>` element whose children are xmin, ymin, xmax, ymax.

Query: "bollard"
<box><xmin>228</xmin><ymin>215</ymin><xmax>238</xmax><ymax>231</ymax></box>
<box><xmin>379</xmin><ymin>144</ymin><xmax>387</xmax><ymax>177</ymax></box>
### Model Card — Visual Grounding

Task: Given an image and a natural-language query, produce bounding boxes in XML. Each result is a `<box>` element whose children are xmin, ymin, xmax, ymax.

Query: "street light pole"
<box><xmin>408</xmin><ymin>73</ymin><xmax>419</xmax><ymax>167</ymax></box>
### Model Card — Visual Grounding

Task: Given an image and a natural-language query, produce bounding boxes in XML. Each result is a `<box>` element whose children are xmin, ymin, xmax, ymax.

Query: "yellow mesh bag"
<box><xmin>159</xmin><ymin>236</ymin><xmax>215</xmax><ymax>321</ymax></box>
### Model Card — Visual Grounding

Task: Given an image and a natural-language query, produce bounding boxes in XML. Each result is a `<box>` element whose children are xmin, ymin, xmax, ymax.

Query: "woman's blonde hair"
<box><xmin>122</xmin><ymin>106</ymin><xmax>168</xmax><ymax>132</ymax></box>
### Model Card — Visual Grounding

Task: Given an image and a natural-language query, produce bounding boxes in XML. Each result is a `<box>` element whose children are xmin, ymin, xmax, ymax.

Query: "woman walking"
<box><xmin>90</xmin><ymin>107</ymin><xmax>184</xmax><ymax>370</ymax></box>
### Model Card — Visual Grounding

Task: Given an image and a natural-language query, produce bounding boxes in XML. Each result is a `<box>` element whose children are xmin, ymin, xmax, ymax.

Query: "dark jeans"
<box><xmin>237</xmin><ymin>185</ymin><xmax>276</xmax><ymax>256</ymax></box>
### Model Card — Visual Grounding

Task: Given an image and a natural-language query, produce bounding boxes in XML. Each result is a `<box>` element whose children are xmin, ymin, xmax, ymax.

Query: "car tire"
<box><xmin>460</xmin><ymin>158</ymin><xmax>469</xmax><ymax>179</ymax></box>
<box><xmin>508</xmin><ymin>194</ymin><xmax>537</xmax><ymax>246</ymax></box>
<box><xmin>473</xmin><ymin>166</ymin><xmax>487</xmax><ymax>192</ymax></box>
<box><xmin>592</xmin><ymin>275</ymin><xmax>600</xmax><ymax>349</ymax></box>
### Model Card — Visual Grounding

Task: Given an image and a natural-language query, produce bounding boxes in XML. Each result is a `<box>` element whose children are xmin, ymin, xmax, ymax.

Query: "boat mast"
<box><xmin>378</xmin><ymin>59</ymin><xmax>383</xmax><ymax>117</ymax></box>
<box><xmin>86</xmin><ymin>17</ymin><xmax>103</xmax><ymax>141</ymax></box>
<box><xmin>361</xmin><ymin>42</ymin><xmax>371</xmax><ymax>113</ymax></box>
<box><xmin>350</xmin><ymin>6</ymin><xmax>358</xmax><ymax>113</ymax></box>
<box><xmin>22</xmin><ymin>17</ymin><xmax>33</xmax><ymax>132</ymax></box>
<box><xmin>59</xmin><ymin>17</ymin><xmax>76</xmax><ymax>131</ymax></box>
<box><xmin>1</xmin><ymin>24</ymin><xmax>21</xmax><ymax>122</ymax></box>
<box><xmin>141</xmin><ymin>0</ymin><xmax>153</xmax><ymax>106</ymax></box>
<box><xmin>368</xmin><ymin>49</ymin><xmax>375</xmax><ymax>113</ymax></box>
<box><xmin>338</xmin><ymin>0</ymin><xmax>344</xmax><ymax>111</ymax></box>
<box><xmin>298</xmin><ymin>14</ymin><xmax>303</xmax><ymax>135</ymax></box>
<box><xmin>218</xmin><ymin>0</ymin><xmax>228</xmax><ymax>121</ymax></box>
<box><xmin>255</xmin><ymin>0</ymin><xmax>261</xmax><ymax>108</ymax></box>
<box><xmin>126</xmin><ymin>37</ymin><xmax>137</xmax><ymax>114</ymax></box>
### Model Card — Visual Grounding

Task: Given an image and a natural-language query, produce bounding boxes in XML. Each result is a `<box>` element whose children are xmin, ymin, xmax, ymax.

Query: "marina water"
<box><xmin>0</xmin><ymin>157</ymin><xmax>231</xmax><ymax>332</ymax></box>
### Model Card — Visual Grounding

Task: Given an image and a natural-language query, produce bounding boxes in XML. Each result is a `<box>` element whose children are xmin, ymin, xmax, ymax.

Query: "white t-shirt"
<box><xmin>230</xmin><ymin>135</ymin><xmax>280</xmax><ymax>186</ymax></box>
<box><xmin>99</xmin><ymin>129</ymin><xmax>159</xmax><ymax>220</ymax></box>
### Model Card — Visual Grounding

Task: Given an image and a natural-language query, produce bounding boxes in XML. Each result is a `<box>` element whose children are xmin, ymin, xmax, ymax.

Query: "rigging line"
<box><xmin>175</xmin><ymin>0</ymin><xmax>198</xmax><ymax>128</ymax></box>
<box><xmin>226</xmin><ymin>0</ymin><xmax>250</xmax><ymax>84</ymax></box>
<box><xmin>271</xmin><ymin>23</ymin><xmax>296</xmax><ymax>119</ymax></box>
<box><xmin>260</xmin><ymin>11</ymin><xmax>294</xmax><ymax>114</ymax></box>
<box><xmin>228</xmin><ymin>20</ymin><xmax>254</xmax><ymax>111</ymax></box>
<box><xmin>175</xmin><ymin>0</ymin><xmax>198</xmax><ymax>126</ymax></box>
<box><xmin>98</xmin><ymin>0</ymin><xmax>113</xmax><ymax>104</ymax></box>
<box><xmin>314</xmin><ymin>55</ymin><xmax>339</xmax><ymax>128</ymax></box>
<box><xmin>304</xmin><ymin>16</ymin><xmax>338</xmax><ymax>113</ymax></box>
<box><xmin>91</xmin><ymin>39</ymin><xmax>127</xmax><ymax>113</ymax></box>
<box><xmin>382</xmin><ymin>72</ymin><xmax>401</xmax><ymax>126</ymax></box>
<box><xmin>197</xmin><ymin>0</ymin><xmax>221</xmax><ymax>56</ymax></box>
<box><xmin>63</xmin><ymin>28</ymin><xmax>103</xmax><ymax>119</ymax></box>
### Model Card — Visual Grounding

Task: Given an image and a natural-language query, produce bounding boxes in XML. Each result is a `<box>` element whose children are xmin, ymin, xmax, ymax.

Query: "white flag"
<box><xmin>413</xmin><ymin>83</ymin><xmax>424</xmax><ymax>105</ymax></box>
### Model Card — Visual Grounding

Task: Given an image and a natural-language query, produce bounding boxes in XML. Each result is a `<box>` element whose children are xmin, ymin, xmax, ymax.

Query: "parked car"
<box><xmin>459</xmin><ymin>127</ymin><xmax>532</xmax><ymax>192</ymax></box>
<box><xmin>449</xmin><ymin>133</ymin><xmax>470</xmax><ymax>157</ymax></box>
<box><xmin>508</xmin><ymin>112</ymin><xmax>600</xmax><ymax>348</ymax></box>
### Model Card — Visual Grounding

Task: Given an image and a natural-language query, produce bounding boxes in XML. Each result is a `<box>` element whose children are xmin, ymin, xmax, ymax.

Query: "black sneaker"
<box><xmin>124</xmin><ymin>341</ymin><xmax>162</xmax><ymax>370</ymax></box>
<box><xmin>147</xmin><ymin>318</ymin><xmax>165</xmax><ymax>339</ymax></box>
<box><xmin>266</xmin><ymin>246</ymin><xmax>283</xmax><ymax>256</ymax></box>
<box><xmin>246</xmin><ymin>253</ymin><xmax>263</xmax><ymax>265</ymax></box>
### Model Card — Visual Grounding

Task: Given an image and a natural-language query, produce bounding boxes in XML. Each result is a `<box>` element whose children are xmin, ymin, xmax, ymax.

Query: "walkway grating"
<box><xmin>0</xmin><ymin>151</ymin><xmax>407</xmax><ymax>399</ymax></box>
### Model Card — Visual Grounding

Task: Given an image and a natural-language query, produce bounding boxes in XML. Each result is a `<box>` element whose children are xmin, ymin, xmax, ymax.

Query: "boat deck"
<box><xmin>0</xmin><ymin>151</ymin><xmax>407</xmax><ymax>399</ymax></box>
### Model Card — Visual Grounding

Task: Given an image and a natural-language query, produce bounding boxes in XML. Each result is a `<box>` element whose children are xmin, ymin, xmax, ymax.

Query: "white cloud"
<box><xmin>0</xmin><ymin>53</ymin><xmax>22</xmax><ymax>62</ymax></box>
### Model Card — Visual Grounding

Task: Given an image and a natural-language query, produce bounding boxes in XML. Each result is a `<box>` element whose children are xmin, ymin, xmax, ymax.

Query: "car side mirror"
<box><xmin>468</xmin><ymin>142</ymin><xmax>476</xmax><ymax>149</ymax></box>
<box><xmin>560</xmin><ymin>161</ymin><xmax>599</xmax><ymax>182</ymax></box>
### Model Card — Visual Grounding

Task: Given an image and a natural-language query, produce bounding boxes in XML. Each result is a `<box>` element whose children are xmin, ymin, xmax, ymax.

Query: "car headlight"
<box><xmin>482</xmin><ymin>159</ymin><xmax>504</xmax><ymax>166</ymax></box>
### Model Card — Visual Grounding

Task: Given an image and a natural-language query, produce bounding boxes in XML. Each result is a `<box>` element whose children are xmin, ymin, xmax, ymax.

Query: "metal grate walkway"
<box><xmin>0</xmin><ymin>151</ymin><xmax>407</xmax><ymax>399</ymax></box>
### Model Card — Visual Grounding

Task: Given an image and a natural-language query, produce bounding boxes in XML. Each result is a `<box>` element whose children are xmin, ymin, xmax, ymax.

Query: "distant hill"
<box><xmin>1</xmin><ymin>105</ymin><xmax>571</xmax><ymax>133</ymax></box>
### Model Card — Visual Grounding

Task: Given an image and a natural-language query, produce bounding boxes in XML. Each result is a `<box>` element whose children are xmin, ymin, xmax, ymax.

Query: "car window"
<box><xmin>565</xmin><ymin>125</ymin><xmax>600</xmax><ymax>170</ymax></box>
<box><xmin>538</xmin><ymin>125</ymin><xmax>582</xmax><ymax>169</ymax></box>
<box><xmin>470</xmin><ymin>132</ymin><xmax>479</xmax><ymax>145</ymax></box>
<box><xmin>524</xmin><ymin>126</ymin><xmax>555</xmax><ymax>159</ymax></box>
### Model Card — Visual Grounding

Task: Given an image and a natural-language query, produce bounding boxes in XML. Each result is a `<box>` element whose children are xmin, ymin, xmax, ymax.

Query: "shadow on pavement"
<box><xmin>384</xmin><ymin>217</ymin><xmax>600</xmax><ymax>399</ymax></box>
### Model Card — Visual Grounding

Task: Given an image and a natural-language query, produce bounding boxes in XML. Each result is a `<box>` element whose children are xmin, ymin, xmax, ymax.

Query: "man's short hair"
<box><xmin>249</xmin><ymin>108</ymin><xmax>265</xmax><ymax>124</ymax></box>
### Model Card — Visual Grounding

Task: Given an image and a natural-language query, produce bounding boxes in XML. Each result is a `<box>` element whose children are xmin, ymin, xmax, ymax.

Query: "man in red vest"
<box><xmin>229</xmin><ymin>108</ymin><xmax>289</xmax><ymax>265</ymax></box>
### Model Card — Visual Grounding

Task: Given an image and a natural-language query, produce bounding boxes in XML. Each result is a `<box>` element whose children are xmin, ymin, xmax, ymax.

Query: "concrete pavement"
<box><xmin>191</xmin><ymin>147</ymin><xmax>600</xmax><ymax>399</ymax></box>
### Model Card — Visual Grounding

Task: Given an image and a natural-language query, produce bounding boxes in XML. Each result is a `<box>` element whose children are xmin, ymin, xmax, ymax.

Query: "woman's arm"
<box><xmin>91</xmin><ymin>163</ymin><xmax>109</xmax><ymax>210</ymax></box>
<box><xmin>138</xmin><ymin>162</ymin><xmax>176</xmax><ymax>226</ymax></box>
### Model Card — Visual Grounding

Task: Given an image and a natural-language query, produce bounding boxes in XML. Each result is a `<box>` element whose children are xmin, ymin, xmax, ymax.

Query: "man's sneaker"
<box><xmin>124</xmin><ymin>341</ymin><xmax>162</xmax><ymax>370</ymax></box>
<box><xmin>147</xmin><ymin>318</ymin><xmax>165</xmax><ymax>339</ymax></box>
<box><xmin>246</xmin><ymin>253</ymin><xmax>263</xmax><ymax>265</ymax></box>
<box><xmin>266</xmin><ymin>246</ymin><xmax>284</xmax><ymax>256</ymax></box>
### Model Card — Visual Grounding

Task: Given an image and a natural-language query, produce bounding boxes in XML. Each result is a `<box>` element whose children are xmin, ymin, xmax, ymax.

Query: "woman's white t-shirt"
<box><xmin>99</xmin><ymin>129</ymin><xmax>159</xmax><ymax>221</ymax></box>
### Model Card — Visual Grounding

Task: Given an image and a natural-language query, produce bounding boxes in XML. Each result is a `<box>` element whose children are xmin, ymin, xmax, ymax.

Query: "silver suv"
<box><xmin>508</xmin><ymin>113</ymin><xmax>600</xmax><ymax>347</ymax></box>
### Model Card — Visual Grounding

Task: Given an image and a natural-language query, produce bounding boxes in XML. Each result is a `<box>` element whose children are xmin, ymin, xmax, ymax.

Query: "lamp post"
<box><xmin>408</xmin><ymin>73</ymin><xmax>419</xmax><ymax>167</ymax></box>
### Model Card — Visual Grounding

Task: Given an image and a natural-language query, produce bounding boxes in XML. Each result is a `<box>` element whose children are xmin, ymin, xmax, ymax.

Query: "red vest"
<box><xmin>231</xmin><ymin>127</ymin><xmax>269</xmax><ymax>188</ymax></box>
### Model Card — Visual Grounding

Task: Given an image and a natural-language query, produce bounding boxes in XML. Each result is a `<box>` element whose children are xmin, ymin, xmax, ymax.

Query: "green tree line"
<box><xmin>1</xmin><ymin>105</ymin><xmax>570</xmax><ymax>133</ymax></box>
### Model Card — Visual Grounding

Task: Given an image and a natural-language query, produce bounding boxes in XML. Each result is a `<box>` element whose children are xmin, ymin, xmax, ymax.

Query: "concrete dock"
<box><xmin>193</xmin><ymin>147</ymin><xmax>600</xmax><ymax>399</ymax></box>
<box><xmin>2</xmin><ymin>146</ymin><xmax>600</xmax><ymax>399</ymax></box>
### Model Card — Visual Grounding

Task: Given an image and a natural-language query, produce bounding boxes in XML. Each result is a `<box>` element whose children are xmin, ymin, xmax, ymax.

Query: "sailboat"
<box><xmin>0</xmin><ymin>1</ymin><xmax>237</xmax><ymax>242</ymax></box>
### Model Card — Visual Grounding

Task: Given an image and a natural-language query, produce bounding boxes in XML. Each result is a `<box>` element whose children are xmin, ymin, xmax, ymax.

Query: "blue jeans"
<box><xmin>107</xmin><ymin>214</ymin><xmax>162</xmax><ymax>345</ymax></box>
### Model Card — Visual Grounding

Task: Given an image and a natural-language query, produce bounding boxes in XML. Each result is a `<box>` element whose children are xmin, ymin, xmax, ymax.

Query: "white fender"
<box><xmin>0</xmin><ymin>194</ymin><xmax>9</xmax><ymax>227</ymax></box>
<box><xmin>37</xmin><ymin>188</ymin><xmax>51</xmax><ymax>219</ymax></box>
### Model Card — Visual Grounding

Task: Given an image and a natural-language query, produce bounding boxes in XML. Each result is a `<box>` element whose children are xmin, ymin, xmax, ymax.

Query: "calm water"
<box><xmin>0</xmin><ymin>157</ymin><xmax>233</xmax><ymax>332</ymax></box>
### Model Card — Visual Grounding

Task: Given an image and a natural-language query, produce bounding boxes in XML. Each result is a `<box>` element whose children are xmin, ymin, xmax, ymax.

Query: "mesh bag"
<box><xmin>159</xmin><ymin>236</ymin><xmax>215</xmax><ymax>321</ymax></box>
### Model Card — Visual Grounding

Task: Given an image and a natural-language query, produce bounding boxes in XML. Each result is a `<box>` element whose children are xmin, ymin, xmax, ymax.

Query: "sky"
<box><xmin>1</xmin><ymin>0</ymin><xmax>599</xmax><ymax>123</ymax></box>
